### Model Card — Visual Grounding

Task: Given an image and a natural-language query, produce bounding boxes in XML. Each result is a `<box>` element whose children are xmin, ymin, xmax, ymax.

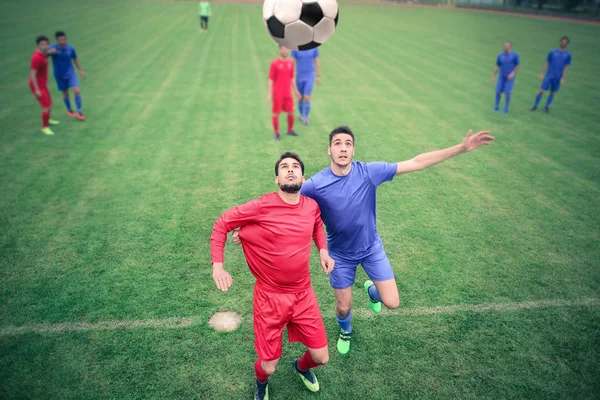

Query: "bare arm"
<box><xmin>539</xmin><ymin>61</ymin><xmax>548</xmax><ymax>80</ymax></box>
<box><xmin>29</xmin><ymin>69</ymin><xmax>41</xmax><ymax>96</ymax></box>
<box><xmin>395</xmin><ymin>130</ymin><xmax>494</xmax><ymax>176</ymax></box>
<box><xmin>491</xmin><ymin>65</ymin><xmax>499</xmax><ymax>82</ymax></box>
<box><xmin>292</xmin><ymin>75</ymin><xmax>300</xmax><ymax>99</ymax></box>
<box><xmin>561</xmin><ymin>66</ymin><xmax>568</xmax><ymax>83</ymax></box>
<box><xmin>267</xmin><ymin>79</ymin><xmax>273</xmax><ymax>101</ymax></box>
<box><xmin>508</xmin><ymin>65</ymin><xmax>520</xmax><ymax>80</ymax></box>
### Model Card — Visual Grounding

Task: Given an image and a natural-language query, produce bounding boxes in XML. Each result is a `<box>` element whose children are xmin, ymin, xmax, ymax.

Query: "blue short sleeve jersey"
<box><xmin>291</xmin><ymin>48</ymin><xmax>319</xmax><ymax>79</ymax></box>
<box><xmin>546</xmin><ymin>49</ymin><xmax>571</xmax><ymax>79</ymax></box>
<box><xmin>49</xmin><ymin>44</ymin><xmax>77</xmax><ymax>78</ymax></box>
<box><xmin>496</xmin><ymin>51</ymin><xmax>520</xmax><ymax>77</ymax></box>
<box><xmin>301</xmin><ymin>161</ymin><xmax>397</xmax><ymax>255</ymax></box>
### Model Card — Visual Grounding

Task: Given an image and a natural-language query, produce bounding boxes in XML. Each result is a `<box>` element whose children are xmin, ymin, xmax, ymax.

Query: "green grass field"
<box><xmin>1</xmin><ymin>0</ymin><xmax>600</xmax><ymax>398</ymax></box>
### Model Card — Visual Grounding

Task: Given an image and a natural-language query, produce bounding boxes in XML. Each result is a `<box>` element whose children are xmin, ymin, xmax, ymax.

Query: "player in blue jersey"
<box><xmin>491</xmin><ymin>42</ymin><xmax>520</xmax><ymax>114</ymax></box>
<box><xmin>47</xmin><ymin>31</ymin><xmax>85</xmax><ymax>121</ymax></box>
<box><xmin>291</xmin><ymin>49</ymin><xmax>321</xmax><ymax>125</ymax></box>
<box><xmin>234</xmin><ymin>126</ymin><xmax>494</xmax><ymax>355</ymax></box>
<box><xmin>531</xmin><ymin>36</ymin><xmax>572</xmax><ymax>113</ymax></box>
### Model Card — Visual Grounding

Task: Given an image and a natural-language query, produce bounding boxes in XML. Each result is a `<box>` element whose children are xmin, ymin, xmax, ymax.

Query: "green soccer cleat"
<box><xmin>293</xmin><ymin>360</ymin><xmax>319</xmax><ymax>392</ymax></box>
<box><xmin>254</xmin><ymin>379</ymin><xmax>268</xmax><ymax>400</ymax></box>
<box><xmin>48</xmin><ymin>119</ymin><xmax>60</xmax><ymax>126</ymax></box>
<box><xmin>41</xmin><ymin>127</ymin><xmax>54</xmax><ymax>135</ymax></box>
<box><xmin>336</xmin><ymin>328</ymin><xmax>352</xmax><ymax>355</ymax></box>
<box><xmin>364</xmin><ymin>280</ymin><xmax>382</xmax><ymax>313</ymax></box>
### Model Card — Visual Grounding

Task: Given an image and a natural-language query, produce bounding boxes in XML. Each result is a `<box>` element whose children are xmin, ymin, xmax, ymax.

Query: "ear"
<box><xmin>301</xmin><ymin>176</ymin><xmax>306</xmax><ymax>184</ymax></box>
<box><xmin>275</xmin><ymin>176</ymin><xmax>279</xmax><ymax>186</ymax></box>
<box><xmin>327</xmin><ymin>146</ymin><xmax>331</xmax><ymax>156</ymax></box>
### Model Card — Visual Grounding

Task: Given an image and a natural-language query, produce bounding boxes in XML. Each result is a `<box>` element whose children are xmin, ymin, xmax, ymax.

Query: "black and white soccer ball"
<box><xmin>263</xmin><ymin>0</ymin><xmax>339</xmax><ymax>50</ymax></box>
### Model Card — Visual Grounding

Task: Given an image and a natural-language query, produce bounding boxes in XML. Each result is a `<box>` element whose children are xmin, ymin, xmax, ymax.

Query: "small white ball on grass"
<box><xmin>208</xmin><ymin>311</ymin><xmax>242</xmax><ymax>332</ymax></box>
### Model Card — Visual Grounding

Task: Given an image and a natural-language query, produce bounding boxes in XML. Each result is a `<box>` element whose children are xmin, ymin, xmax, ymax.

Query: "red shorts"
<box><xmin>272</xmin><ymin>96</ymin><xmax>293</xmax><ymax>114</ymax></box>
<box><xmin>253</xmin><ymin>285</ymin><xmax>328</xmax><ymax>361</ymax></box>
<box><xmin>30</xmin><ymin>84</ymin><xmax>51</xmax><ymax>108</ymax></box>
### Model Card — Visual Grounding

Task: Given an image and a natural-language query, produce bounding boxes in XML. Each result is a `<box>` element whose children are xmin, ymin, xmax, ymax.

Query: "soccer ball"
<box><xmin>263</xmin><ymin>0</ymin><xmax>339</xmax><ymax>50</ymax></box>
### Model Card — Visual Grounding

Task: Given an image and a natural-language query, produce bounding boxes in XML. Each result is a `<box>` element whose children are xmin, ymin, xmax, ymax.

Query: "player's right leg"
<box><xmin>334</xmin><ymin>287</ymin><xmax>353</xmax><ymax>354</ymax></box>
<box><xmin>493</xmin><ymin>76</ymin><xmax>504</xmax><ymax>111</ymax></box>
<box><xmin>532</xmin><ymin>77</ymin><xmax>550</xmax><ymax>111</ymax></box>
<box><xmin>362</xmin><ymin>241</ymin><xmax>399</xmax><ymax>312</ymax></box>
<box><xmin>296</xmin><ymin>80</ymin><xmax>306</xmax><ymax>122</ymax></box>
<box><xmin>272</xmin><ymin>98</ymin><xmax>282</xmax><ymax>140</ymax></box>
<box><xmin>253</xmin><ymin>286</ymin><xmax>289</xmax><ymax>399</ymax></box>
<box><xmin>32</xmin><ymin>85</ymin><xmax>57</xmax><ymax>135</ymax></box>
<box><xmin>283</xmin><ymin>98</ymin><xmax>298</xmax><ymax>136</ymax></box>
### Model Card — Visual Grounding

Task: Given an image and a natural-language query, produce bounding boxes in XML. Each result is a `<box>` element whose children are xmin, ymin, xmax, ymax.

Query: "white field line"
<box><xmin>1</xmin><ymin>297</ymin><xmax>598</xmax><ymax>337</ymax></box>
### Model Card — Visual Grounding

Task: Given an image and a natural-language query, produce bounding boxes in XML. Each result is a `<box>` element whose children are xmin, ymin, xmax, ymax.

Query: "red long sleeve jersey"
<box><xmin>210</xmin><ymin>192</ymin><xmax>327</xmax><ymax>293</ymax></box>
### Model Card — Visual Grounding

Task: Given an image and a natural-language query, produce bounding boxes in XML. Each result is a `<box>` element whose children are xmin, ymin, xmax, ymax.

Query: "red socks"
<box><xmin>42</xmin><ymin>111</ymin><xmax>50</xmax><ymax>128</ymax></box>
<box><xmin>297</xmin><ymin>350</ymin><xmax>320</xmax><ymax>371</ymax></box>
<box><xmin>287</xmin><ymin>113</ymin><xmax>294</xmax><ymax>132</ymax></box>
<box><xmin>272</xmin><ymin>116</ymin><xmax>279</xmax><ymax>135</ymax></box>
<box><xmin>255</xmin><ymin>359</ymin><xmax>269</xmax><ymax>383</ymax></box>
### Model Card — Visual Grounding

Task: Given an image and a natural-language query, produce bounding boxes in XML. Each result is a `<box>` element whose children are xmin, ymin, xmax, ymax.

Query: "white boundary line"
<box><xmin>1</xmin><ymin>297</ymin><xmax>598</xmax><ymax>337</ymax></box>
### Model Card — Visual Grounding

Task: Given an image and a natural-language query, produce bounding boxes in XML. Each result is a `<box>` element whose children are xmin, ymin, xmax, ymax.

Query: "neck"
<box><xmin>330</xmin><ymin>160</ymin><xmax>352</xmax><ymax>176</ymax></box>
<box><xmin>278</xmin><ymin>190</ymin><xmax>300</xmax><ymax>205</ymax></box>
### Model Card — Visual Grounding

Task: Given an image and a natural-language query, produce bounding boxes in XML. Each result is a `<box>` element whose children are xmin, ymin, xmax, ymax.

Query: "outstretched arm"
<box><xmin>395</xmin><ymin>130</ymin><xmax>494</xmax><ymax>176</ymax></box>
<box><xmin>210</xmin><ymin>199</ymin><xmax>262</xmax><ymax>291</ymax></box>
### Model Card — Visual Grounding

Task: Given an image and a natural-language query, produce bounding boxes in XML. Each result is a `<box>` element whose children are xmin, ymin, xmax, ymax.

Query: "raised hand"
<box><xmin>461</xmin><ymin>129</ymin><xmax>494</xmax><ymax>152</ymax></box>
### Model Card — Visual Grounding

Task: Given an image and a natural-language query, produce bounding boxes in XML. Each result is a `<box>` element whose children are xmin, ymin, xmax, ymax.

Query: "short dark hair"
<box><xmin>275</xmin><ymin>152</ymin><xmax>304</xmax><ymax>176</ymax></box>
<box><xmin>55</xmin><ymin>31</ymin><xmax>66</xmax><ymax>39</ymax></box>
<box><xmin>560</xmin><ymin>36</ymin><xmax>570</xmax><ymax>43</ymax></box>
<box><xmin>36</xmin><ymin>35</ymin><xmax>49</xmax><ymax>44</ymax></box>
<box><xmin>329</xmin><ymin>125</ymin><xmax>355</xmax><ymax>145</ymax></box>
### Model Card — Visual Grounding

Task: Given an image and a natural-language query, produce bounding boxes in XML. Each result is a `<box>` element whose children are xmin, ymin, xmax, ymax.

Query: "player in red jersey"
<box><xmin>29</xmin><ymin>35</ymin><xmax>59</xmax><ymax>135</ymax></box>
<box><xmin>210</xmin><ymin>152</ymin><xmax>335</xmax><ymax>400</ymax></box>
<box><xmin>267</xmin><ymin>45</ymin><xmax>301</xmax><ymax>141</ymax></box>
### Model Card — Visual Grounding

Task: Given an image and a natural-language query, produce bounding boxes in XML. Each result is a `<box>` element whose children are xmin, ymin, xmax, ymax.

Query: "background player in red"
<box><xmin>267</xmin><ymin>45</ymin><xmax>301</xmax><ymax>141</ymax></box>
<box><xmin>29</xmin><ymin>35</ymin><xmax>59</xmax><ymax>135</ymax></box>
<box><xmin>210</xmin><ymin>152</ymin><xmax>335</xmax><ymax>400</ymax></box>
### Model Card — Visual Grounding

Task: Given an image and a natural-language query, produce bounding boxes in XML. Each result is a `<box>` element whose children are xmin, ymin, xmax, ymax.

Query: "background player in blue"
<box><xmin>299</xmin><ymin>126</ymin><xmax>494</xmax><ymax>355</ymax></box>
<box><xmin>491</xmin><ymin>41</ymin><xmax>520</xmax><ymax>114</ymax></box>
<box><xmin>531</xmin><ymin>36</ymin><xmax>572</xmax><ymax>113</ymax></box>
<box><xmin>47</xmin><ymin>31</ymin><xmax>85</xmax><ymax>121</ymax></box>
<box><xmin>291</xmin><ymin>48</ymin><xmax>321</xmax><ymax>125</ymax></box>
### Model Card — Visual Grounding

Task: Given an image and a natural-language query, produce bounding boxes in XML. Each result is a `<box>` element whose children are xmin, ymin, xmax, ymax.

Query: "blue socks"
<box><xmin>336</xmin><ymin>312</ymin><xmax>352</xmax><ymax>333</ymax></box>
<box><xmin>494</xmin><ymin>94</ymin><xmax>501</xmax><ymax>109</ymax></box>
<box><xmin>368</xmin><ymin>284</ymin><xmax>382</xmax><ymax>302</ymax></box>
<box><xmin>75</xmin><ymin>94</ymin><xmax>82</xmax><ymax>114</ymax></box>
<box><xmin>534</xmin><ymin>93</ymin><xmax>542</xmax><ymax>108</ymax></box>
<box><xmin>63</xmin><ymin>98</ymin><xmax>72</xmax><ymax>112</ymax></box>
<box><xmin>298</xmin><ymin>101</ymin><xmax>304</xmax><ymax>117</ymax></box>
<box><xmin>303</xmin><ymin>102</ymin><xmax>311</xmax><ymax>120</ymax></box>
<box><xmin>545</xmin><ymin>94</ymin><xmax>554</xmax><ymax>109</ymax></box>
<box><xmin>503</xmin><ymin>95</ymin><xmax>511</xmax><ymax>112</ymax></box>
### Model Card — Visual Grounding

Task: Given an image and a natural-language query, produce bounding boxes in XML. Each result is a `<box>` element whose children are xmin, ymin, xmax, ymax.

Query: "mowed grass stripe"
<box><xmin>1</xmin><ymin>296</ymin><xmax>597</xmax><ymax>336</ymax></box>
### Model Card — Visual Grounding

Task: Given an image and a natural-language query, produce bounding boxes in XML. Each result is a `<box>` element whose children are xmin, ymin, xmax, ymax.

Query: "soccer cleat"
<box><xmin>544</xmin><ymin>107</ymin><xmax>549</xmax><ymax>113</ymax></box>
<box><xmin>254</xmin><ymin>379</ymin><xmax>268</xmax><ymax>400</ymax></box>
<box><xmin>500</xmin><ymin>109</ymin><xmax>509</xmax><ymax>114</ymax></box>
<box><xmin>302</xmin><ymin>118</ymin><xmax>309</xmax><ymax>126</ymax></box>
<box><xmin>274</xmin><ymin>133</ymin><xmax>280</xmax><ymax>141</ymax></box>
<box><xmin>67</xmin><ymin>111</ymin><xmax>76</xmax><ymax>117</ymax></box>
<box><xmin>293</xmin><ymin>360</ymin><xmax>319</xmax><ymax>392</ymax></box>
<box><xmin>299</xmin><ymin>115</ymin><xmax>305</xmax><ymax>123</ymax></box>
<box><xmin>77</xmin><ymin>113</ymin><xmax>85</xmax><ymax>121</ymax></box>
<box><xmin>48</xmin><ymin>119</ymin><xmax>60</xmax><ymax>126</ymax></box>
<box><xmin>364</xmin><ymin>280</ymin><xmax>382</xmax><ymax>313</ymax></box>
<box><xmin>287</xmin><ymin>130</ymin><xmax>299</xmax><ymax>137</ymax></box>
<box><xmin>530</xmin><ymin>106</ymin><xmax>537</xmax><ymax>111</ymax></box>
<box><xmin>41</xmin><ymin>127</ymin><xmax>54</xmax><ymax>135</ymax></box>
<box><xmin>336</xmin><ymin>329</ymin><xmax>352</xmax><ymax>355</ymax></box>
<box><xmin>491</xmin><ymin>106</ymin><xmax>499</xmax><ymax>112</ymax></box>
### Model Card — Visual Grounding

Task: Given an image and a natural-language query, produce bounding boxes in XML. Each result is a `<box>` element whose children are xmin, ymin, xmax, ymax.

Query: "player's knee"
<box><xmin>313</xmin><ymin>353</ymin><xmax>329</xmax><ymax>365</ymax></box>
<box><xmin>336</xmin><ymin>305</ymin><xmax>352</xmax><ymax>318</ymax></box>
<box><xmin>304</xmin><ymin>95</ymin><xmax>311</xmax><ymax>102</ymax></box>
<box><xmin>62</xmin><ymin>91</ymin><xmax>69</xmax><ymax>98</ymax></box>
<box><xmin>383</xmin><ymin>294</ymin><xmax>400</xmax><ymax>309</ymax></box>
<box><xmin>73</xmin><ymin>88</ymin><xmax>80</xmax><ymax>95</ymax></box>
<box><xmin>263</xmin><ymin>363</ymin><xmax>277</xmax><ymax>375</ymax></box>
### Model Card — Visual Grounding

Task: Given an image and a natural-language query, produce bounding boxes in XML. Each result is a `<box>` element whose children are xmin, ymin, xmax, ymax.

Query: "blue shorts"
<box><xmin>496</xmin><ymin>76</ymin><xmax>515</xmax><ymax>94</ymax></box>
<box><xmin>329</xmin><ymin>241</ymin><xmax>395</xmax><ymax>289</ymax></box>
<box><xmin>296</xmin><ymin>78</ymin><xmax>315</xmax><ymax>96</ymax></box>
<box><xmin>541</xmin><ymin>76</ymin><xmax>560</xmax><ymax>92</ymax></box>
<box><xmin>55</xmin><ymin>73</ymin><xmax>78</xmax><ymax>92</ymax></box>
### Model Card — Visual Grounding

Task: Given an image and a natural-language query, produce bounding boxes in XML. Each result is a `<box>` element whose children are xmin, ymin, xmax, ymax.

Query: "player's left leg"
<box><xmin>362</xmin><ymin>242</ymin><xmax>399</xmax><ymax>312</ymax></box>
<box><xmin>544</xmin><ymin>80</ymin><xmax>560</xmax><ymax>112</ymax></box>
<box><xmin>296</xmin><ymin>80</ymin><xmax>306</xmax><ymax>122</ymax></box>
<box><xmin>73</xmin><ymin>87</ymin><xmax>84</xmax><ymax>120</ymax></box>
<box><xmin>301</xmin><ymin>78</ymin><xmax>314</xmax><ymax>122</ymax></box>
<box><xmin>492</xmin><ymin>76</ymin><xmax>504</xmax><ymax>111</ymax></box>
<box><xmin>501</xmin><ymin>78</ymin><xmax>515</xmax><ymax>113</ymax></box>
<box><xmin>288</xmin><ymin>289</ymin><xmax>329</xmax><ymax>392</ymax></box>
<box><xmin>283</xmin><ymin>98</ymin><xmax>298</xmax><ymax>136</ymax></box>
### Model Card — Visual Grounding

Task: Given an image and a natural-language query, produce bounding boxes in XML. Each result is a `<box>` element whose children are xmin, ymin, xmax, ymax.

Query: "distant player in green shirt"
<box><xmin>199</xmin><ymin>1</ymin><xmax>212</xmax><ymax>33</ymax></box>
